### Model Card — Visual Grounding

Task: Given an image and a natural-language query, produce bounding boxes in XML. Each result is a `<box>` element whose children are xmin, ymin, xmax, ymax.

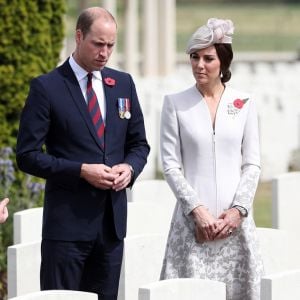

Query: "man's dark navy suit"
<box><xmin>16</xmin><ymin>59</ymin><xmax>150</xmax><ymax>297</ymax></box>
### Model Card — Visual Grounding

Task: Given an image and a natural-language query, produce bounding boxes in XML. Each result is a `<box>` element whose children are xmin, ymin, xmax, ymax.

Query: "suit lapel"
<box><xmin>58</xmin><ymin>60</ymin><xmax>104</xmax><ymax>151</ymax></box>
<box><xmin>101</xmin><ymin>68</ymin><xmax>118</xmax><ymax>151</ymax></box>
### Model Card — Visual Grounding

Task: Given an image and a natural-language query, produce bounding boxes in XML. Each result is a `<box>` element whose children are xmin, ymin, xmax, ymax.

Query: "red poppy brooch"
<box><xmin>104</xmin><ymin>77</ymin><xmax>116</xmax><ymax>87</ymax></box>
<box><xmin>228</xmin><ymin>98</ymin><xmax>249</xmax><ymax>116</ymax></box>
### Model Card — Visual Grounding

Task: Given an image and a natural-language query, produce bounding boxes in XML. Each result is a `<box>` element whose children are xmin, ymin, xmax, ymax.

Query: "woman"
<box><xmin>160</xmin><ymin>18</ymin><xmax>264</xmax><ymax>300</ymax></box>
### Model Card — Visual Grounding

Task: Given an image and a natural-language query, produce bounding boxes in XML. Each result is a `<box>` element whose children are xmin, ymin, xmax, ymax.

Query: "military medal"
<box><xmin>118</xmin><ymin>98</ymin><xmax>125</xmax><ymax>119</ymax></box>
<box><xmin>118</xmin><ymin>98</ymin><xmax>131</xmax><ymax>119</ymax></box>
<box><xmin>124</xmin><ymin>98</ymin><xmax>131</xmax><ymax>119</ymax></box>
<box><xmin>124</xmin><ymin>111</ymin><xmax>131</xmax><ymax>119</ymax></box>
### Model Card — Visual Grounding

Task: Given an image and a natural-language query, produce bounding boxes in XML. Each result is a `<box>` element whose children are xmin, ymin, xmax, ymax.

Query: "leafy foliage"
<box><xmin>0</xmin><ymin>1</ymin><xmax>66</xmax><ymax>297</ymax></box>
<box><xmin>0</xmin><ymin>0</ymin><xmax>66</xmax><ymax>148</ymax></box>
<box><xmin>0</xmin><ymin>147</ymin><xmax>45</xmax><ymax>298</ymax></box>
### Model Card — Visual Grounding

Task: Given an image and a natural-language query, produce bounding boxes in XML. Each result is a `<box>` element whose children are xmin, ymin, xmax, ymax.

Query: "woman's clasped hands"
<box><xmin>192</xmin><ymin>205</ymin><xmax>242</xmax><ymax>243</ymax></box>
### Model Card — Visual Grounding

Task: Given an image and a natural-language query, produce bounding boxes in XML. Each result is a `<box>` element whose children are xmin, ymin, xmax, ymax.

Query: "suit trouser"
<box><xmin>40</xmin><ymin>199</ymin><xmax>124</xmax><ymax>300</ymax></box>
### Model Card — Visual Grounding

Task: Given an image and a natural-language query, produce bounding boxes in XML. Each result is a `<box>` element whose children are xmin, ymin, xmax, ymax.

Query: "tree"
<box><xmin>0</xmin><ymin>1</ymin><xmax>66</xmax><ymax>297</ymax></box>
<box><xmin>0</xmin><ymin>0</ymin><xmax>66</xmax><ymax>148</ymax></box>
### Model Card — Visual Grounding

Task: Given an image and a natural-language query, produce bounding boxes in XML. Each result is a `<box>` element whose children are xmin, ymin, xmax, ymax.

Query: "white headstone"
<box><xmin>257</xmin><ymin>227</ymin><xmax>300</xmax><ymax>275</ymax></box>
<box><xmin>7</xmin><ymin>241</ymin><xmax>41</xmax><ymax>298</ymax></box>
<box><xmin>131</xmin><ymin>179</ymin><xmax>176</xmax><ymax>205</ymax></box>
<box><xmin>13</xmin><ymin>207</ymin><xmax>43</xmax><ymax>244</ymax></box>
<box><xmin>118</xmin><ymin>234</ymin><xmax>167</xmax><ymax>300</ymax></box>
<box><xmin>126</xmin><ymin>202</ymin><xmax>173</xmax><ymax>236</ymax></box>
<box><xmin>138</xmin><ymin>278</ymin><xmax>226</xmax><ymax>300</ymax></box>
<box><xmin>272</xmin><ymin>172</ymin><xmax>300</xmax><ymax>231</ymax></box>
<box><xmin>8</xmin><ymin>290</ymin><xmax>97</xmax><ymax>300</ymax></box>
<box><xmin>261</xmin><ymin>269</ymin><xmax>300</xmax><ymax>300</ymax></box>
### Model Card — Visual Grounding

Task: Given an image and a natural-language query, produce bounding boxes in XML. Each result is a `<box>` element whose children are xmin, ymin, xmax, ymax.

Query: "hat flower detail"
<box><xmin>228</xmin><ymin>98</ymin><xmax>249</xmax><ymax>117</ymax></box>
<box><xmin>207</xmin><ymin>18</ymin><xmax>234</xmax><ymax>44</ymax></box>
<box><xmin>186</xmin><ymin>18</ymin><xmax>234</xmax><ymax>54</ymax></box>
<box><xmin>104</xmin><ymin>77</ymin><xmax>116</xmax><ymax>87</ymax></box>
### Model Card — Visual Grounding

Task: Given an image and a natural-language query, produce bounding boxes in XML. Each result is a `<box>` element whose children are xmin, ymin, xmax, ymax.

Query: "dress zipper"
<box><xmin>212</xmin><ymin>130</ymin><xmax>218</xmax><ymax>217</ymax></box>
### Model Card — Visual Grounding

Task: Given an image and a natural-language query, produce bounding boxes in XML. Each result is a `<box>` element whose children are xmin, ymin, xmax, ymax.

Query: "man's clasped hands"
<box><xmin>192</xmin><ymin>205</ymin><xmax>242</xmax><ymax>243</ymax></box>
<box><xmin>80</xmin><ymin>163</ymin><xmax>133</xmax><ymax>192</ymax></box>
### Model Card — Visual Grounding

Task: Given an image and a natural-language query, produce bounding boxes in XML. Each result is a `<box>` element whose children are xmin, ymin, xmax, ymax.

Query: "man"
<box><xmin>16</xmin><ymin>7</ymin><xmax>150</xmax><ymax>300</ymax></box>
<box><xmin>0</xmin><ymin>198</ymin><xmax>9</xmax><ymax>223</ymax></box>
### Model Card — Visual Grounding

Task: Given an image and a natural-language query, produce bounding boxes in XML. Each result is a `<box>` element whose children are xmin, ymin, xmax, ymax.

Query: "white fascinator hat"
<box><xmin>186</xmin><ymin>18</ymin><xmax>234</xmax><ymax>54</ymax></box>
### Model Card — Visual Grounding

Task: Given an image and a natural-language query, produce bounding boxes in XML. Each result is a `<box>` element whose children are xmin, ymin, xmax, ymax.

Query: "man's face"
<box><xmin>75</xmin><ymin>18</ymin><xmax>117</xmax><ymax>72</ymax></box>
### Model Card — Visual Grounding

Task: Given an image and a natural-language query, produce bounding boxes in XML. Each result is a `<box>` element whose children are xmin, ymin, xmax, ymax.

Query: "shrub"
<box><xmin>0</xmin><ymin>147</ymin><xmax>45</xmax><ymax>298</ymax></box>
<box><xmin>0</xmin><ymin>0</ymin><xmax>66</xmax><ymax>148</ymax></box>
<box><xmin>0</xmin><ymin>1</ymin><xmax>66</xmax><ymax>298</ymax></box>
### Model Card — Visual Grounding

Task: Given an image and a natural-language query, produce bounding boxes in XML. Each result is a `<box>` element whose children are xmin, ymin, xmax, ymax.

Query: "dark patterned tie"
<box><xmin>86</xmin><ymin>73</ymin><xmax>105</xmax><ymax>149</ymax></box>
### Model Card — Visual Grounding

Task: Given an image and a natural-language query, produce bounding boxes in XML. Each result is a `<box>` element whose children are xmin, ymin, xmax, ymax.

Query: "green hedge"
<box><xmin>0</xmin><ymin>1</ymin><xmax>66</xmax><ymax>297</ymax></box>
<box><xmin>0</xmin><ymin>0</ymin><xmax>66</xmax><ymax>148</ymax></box>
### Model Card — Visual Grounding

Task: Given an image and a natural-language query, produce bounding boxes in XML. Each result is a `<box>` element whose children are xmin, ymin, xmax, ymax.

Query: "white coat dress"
<box><xmin>159</xmin><ymin>85</ymin><xmax>264</xmax><ymax>300</ymax></box>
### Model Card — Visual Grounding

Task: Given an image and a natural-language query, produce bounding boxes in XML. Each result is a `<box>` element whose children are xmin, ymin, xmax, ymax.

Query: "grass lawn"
<box><xmin>65</xmin><ymin>2</ymin><xmax>300</xmax><ymax>53</ymax></box>
<box><xmin>254</xmin><ymin>181</ymin><xmax>272</xmax><ymax>228</ymax></box>
<box><xmin>176</xmin><ymin>3</ymin><xmax>300</xmax><ymax>52</ymax></box>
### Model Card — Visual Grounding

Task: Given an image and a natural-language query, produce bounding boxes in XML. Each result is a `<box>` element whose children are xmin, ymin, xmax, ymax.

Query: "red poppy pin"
<box><xmin>228</xmin><ymin>98</ymin><xmax>249</xmax><ymax>116</ymax></box>
<box><xmin>104</xmin><ymin>77</ymin><xmax>116</xmax><ymax>87</ymax></box>
<box><xmin>233</xmin><ymin>98</ymin><xmax>246</xmax><ymax>109</ymax></box>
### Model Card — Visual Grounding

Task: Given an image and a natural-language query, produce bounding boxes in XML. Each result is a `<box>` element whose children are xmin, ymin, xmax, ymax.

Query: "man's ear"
<box><xmin>75</xmin><ymin>29</ymin><xmax>83</xmax><ymax>45</ymax></box>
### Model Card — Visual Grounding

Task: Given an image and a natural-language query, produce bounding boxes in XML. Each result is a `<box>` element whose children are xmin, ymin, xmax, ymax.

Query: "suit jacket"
<box><xmin>16</xmin><ymin>59</ymin><xmax>150</xmax><ymax>241</ymax></box>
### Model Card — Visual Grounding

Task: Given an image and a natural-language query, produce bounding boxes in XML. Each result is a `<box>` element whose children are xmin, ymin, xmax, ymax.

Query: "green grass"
<box><xmin>176</xmin><ymin>3</ymin><xmax>300</xmax><ymax>52</ymax></box>
<box><xmin>254</xmin><ymin>181</ymin><xmax>272</xmax><ymax>228</ymax></box>
<box><xmin>65</xmin><ymin>2</ymin><xmax>300</xmax><ymax>53</ymax></box>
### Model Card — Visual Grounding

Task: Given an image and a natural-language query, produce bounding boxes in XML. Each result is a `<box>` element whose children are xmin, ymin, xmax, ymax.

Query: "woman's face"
<box><xmin>190</xmin><ymin>46</ymin><xmax>221</xmax><ymax>86</ymax></box>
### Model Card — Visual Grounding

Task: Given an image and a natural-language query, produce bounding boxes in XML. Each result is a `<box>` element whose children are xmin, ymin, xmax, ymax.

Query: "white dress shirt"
<box><xmin>69</xmin><ymin>55</ymin><xmax>106</xmax><ymax>123</ymax></box>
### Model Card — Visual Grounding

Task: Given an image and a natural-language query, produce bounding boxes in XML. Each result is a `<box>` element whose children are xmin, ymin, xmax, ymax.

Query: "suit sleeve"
<box><xmin>160</xmin><ymin>95</ymin><xmax>203</xmax><ymax>216</ymax></box>
<box><xmin>232</xmin><ymin>98</ymin><xmax>261</xmax><ymax>212</ymax></box>
<box><xmin>16</xmin><ymin>77</ymin><xmax>82</xmax><ymax>185</ymax></box>
<box><xmin>123</xmin><ymin>74</ymin><xmax>150</xmax><ymax>184</ymax></box>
